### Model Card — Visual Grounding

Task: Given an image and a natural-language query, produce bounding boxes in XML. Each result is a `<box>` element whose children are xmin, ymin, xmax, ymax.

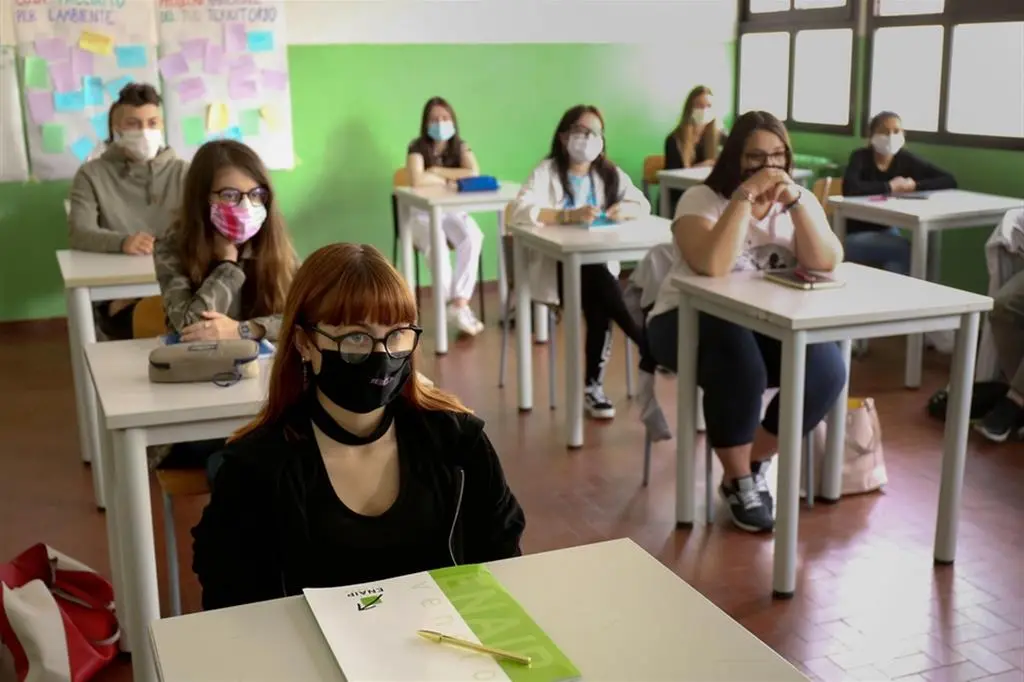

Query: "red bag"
<box><xmin>0</xmin><ymin>544</ymin><xmax>120</xmax><ymax>682</ymax></box>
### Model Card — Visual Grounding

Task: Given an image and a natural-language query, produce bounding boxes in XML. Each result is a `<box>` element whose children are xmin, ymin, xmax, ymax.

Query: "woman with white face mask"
<box><xmin>663</xmin><ymin>85</ymin><xmax>727</xmax><ymax>211</ymax></box>
<box><xmin>507</xmin><ymin>105</ymin><xmax>651</xmax><ymax>421</ymax></box>
<box><xmin>405</xmin><ymin>96</ymin><xmax>486</xmax><ymax>337</ymax></box>
<box><xmin>67</xmin><ymin>83</ymin><xmax>189</xmax><ymax>339</ymax></box>
<box><xmin>841</xmin><ymin>110</ymin><xmax>957</xmax><ymax>274</ymax></box>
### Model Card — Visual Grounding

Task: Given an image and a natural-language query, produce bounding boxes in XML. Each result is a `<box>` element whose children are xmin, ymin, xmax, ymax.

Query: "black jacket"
<box><xmin>191</xmin><ymin>399</ymin><xmax>526</xmax><ymax>611</ymax></box>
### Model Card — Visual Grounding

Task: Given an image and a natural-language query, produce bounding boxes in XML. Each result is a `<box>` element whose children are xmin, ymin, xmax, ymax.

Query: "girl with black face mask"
<box><xmin>192</xmin><ymin>243</ymin><xmax>526</xmax><ymax>612</ymax></box>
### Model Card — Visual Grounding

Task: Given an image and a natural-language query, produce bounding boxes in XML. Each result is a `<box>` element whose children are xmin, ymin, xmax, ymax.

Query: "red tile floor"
<box><xmin>0</xmin><ymin>303</ymin><xmax>1021</xmax><ymax>682</ymax></box>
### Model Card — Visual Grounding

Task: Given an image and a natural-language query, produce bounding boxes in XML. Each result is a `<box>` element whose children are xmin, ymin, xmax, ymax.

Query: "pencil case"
<box><xmin>148</xmin><ymin>339</ymin><xmax>260</xmax><ymax>386</ymax></box>
<box><xmin>457</xmin><ymin>175</ymin><xmax>499</xmax><ymax>192</ymax></box>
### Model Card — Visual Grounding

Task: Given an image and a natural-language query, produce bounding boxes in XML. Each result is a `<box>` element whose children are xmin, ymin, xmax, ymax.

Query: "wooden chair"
<box><xmin>812</xmin><ymin>176</ymin><xmax>844</xmax><ymax>221</ymax></box>
<box><xmin>131</xmin><ymin>296</ymin><xmax>168</xmax><ymax>338</ymax></box>
<box><xmin>155</xmin><ymin>469</ymin><xmax>210</xmax><ymax>616</ymax></box>
<box><xmin>390</xmin><ymin>168</ymin><xmax>487</xmax><ymax>323</ymax></box>
<box><xmin>641</xmin><ymin>155</ymin><xmax>665</xmax><ymax>209</ymax></box>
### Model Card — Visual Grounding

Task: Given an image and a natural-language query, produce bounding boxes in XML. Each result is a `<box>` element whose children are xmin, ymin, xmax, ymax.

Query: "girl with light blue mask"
<box><xmin>405</xmin><ymin>96</ymin><xmax>486</xmax><ymax>337</ymax></box>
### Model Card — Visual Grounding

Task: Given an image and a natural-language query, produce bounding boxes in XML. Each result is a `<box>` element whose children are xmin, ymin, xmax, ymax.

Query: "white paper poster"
<box><xmin>0</xmin><ymin>45</ymin><xmax>30</xmax><ymax>183</ymax></box>
<box><xmin>11</xmin><ymin>0</ymin><xmax>160</xmax><ymax>180</ymax></box>
<box><xmin>157</xmin><ymin>0</ymin><xmax>294</xmax><ymax>169</ymax></box>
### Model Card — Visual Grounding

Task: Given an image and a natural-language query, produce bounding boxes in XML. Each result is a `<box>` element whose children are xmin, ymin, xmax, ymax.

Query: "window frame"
<box><xmin>736</xmin><ymin>0</ymin><xmax>860</xmax><ymax>135</ymax></box>
<box><xmin>864</xmin><ymin>0</ymin><xmax>1024</xmax><ymax>150</ymax></box>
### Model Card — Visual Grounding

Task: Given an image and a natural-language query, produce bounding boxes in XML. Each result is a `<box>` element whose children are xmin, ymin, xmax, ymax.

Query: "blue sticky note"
<box><xmin>83</xmin><ymin>76</ymin><xmax>104</xmax><ymax>107</ymax></box>
<box><xmin>105</xmin><ymin>75</ymin><xmax>133</xmax><ymax>102</ymax></box>
<box><xmin>246</xmin><ymin>31</ymin><xmax>274</xmax><ymax>53</ymax></box>
<box><xmin>590</xmin><ymin>213</ymin><xmax>615</xmax><ymax>228</ymax></box>
<box><xmin>54</xmin><ymin>90</ymin><xmax>86</xmax><ymax>113</ymax></box>
<box><xmin>70</xmin><ymin>136</ymin><xmax>95</xmax><ymax>162</ymax></box>
<box><xmin>89</xmin><ymin>111</ymin><xmax>108</xmax><ymax>140</ymax></box>
<box><xmin>115</xmin><ymin>45</ymin><xmax>148</xmax><ymax>69</ymax></box>
<box><xmin>224</xmin><ymin>125</ymin><xmax>243</xmax><ymax>141</ymax></box>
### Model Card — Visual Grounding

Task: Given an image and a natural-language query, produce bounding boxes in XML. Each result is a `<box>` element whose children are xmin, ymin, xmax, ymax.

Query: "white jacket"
<box><xmin>977</xmin><ymin>208</ymin><xmax>1024</xmax><ymax>380</ymax></box>
<box><xmin>507</xmin><ymin>158</ymin><xmax>651</xmax><ymax>305</ymax></box>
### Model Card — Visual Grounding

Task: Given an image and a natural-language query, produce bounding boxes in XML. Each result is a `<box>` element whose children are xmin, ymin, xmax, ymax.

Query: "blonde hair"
<box><xmin>672</xmin><ymin>85</ymin><xmax>719</xmax><ymax>168</ymax></box>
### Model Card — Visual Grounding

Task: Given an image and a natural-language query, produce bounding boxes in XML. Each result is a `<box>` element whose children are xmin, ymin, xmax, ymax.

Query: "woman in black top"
<box><xmin>841</xmin><ymin>111</ymin><xmax>957</xmax><ymax>274</ymax></box>
<box><xmin>192</xmin><ymin>243</ymin><xmax>525</xmax><ymax>611</ymax></box>
<box><xmin>663</xmin><ymin>85</ymin><xmax>726</xmax><ymax>212</ymax></box>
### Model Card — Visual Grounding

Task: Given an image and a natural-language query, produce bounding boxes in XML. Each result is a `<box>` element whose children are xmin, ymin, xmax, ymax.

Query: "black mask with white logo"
<box><xmin>312</xmin><ymin>350</ymin><xmax>412</xmax><ymax>415</ymax></box>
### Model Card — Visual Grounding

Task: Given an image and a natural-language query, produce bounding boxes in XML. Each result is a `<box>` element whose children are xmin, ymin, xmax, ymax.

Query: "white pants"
<box><xmin>407</xmin><ymin>209</ymin><xmax>483</xmax><ymax>302</ymax></box>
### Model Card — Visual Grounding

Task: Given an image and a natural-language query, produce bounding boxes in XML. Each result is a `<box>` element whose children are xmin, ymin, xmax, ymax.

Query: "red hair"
<box><xmin>232</xmin><ymin>243</ymin><xmax>469</xmax><ymax>440</ymax></box>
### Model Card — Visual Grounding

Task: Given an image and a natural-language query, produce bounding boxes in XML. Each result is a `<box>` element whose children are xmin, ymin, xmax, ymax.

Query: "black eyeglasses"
<box><xmin>743</xmin><ymin>151</ymin><xmax>788</xmax><ymax>167</ymax></box>
<box><xmin>210</xmin><ymin>187</ymin><xmax>269</xmax><ymax>207</ymax></box>
<box><xmin>568</xmin><ymin>124</ymin><xmax>602</xmax><ymax>139</ymax></box>
<box><xmin>312</xmin><ymin>325</ymin><xmax>422</xmax><ymax>364</ymax></box>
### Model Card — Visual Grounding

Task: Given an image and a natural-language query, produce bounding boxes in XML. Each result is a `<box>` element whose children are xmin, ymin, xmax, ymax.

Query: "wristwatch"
<box><xmin>782</xmin><ymin>186</ymin><xmax>803</xmax><ymax>212</ymax></box>
<box><xmin>238</xmin><ymin>321</ymin><xmax>254</xmax><ymax>340</ymax></box>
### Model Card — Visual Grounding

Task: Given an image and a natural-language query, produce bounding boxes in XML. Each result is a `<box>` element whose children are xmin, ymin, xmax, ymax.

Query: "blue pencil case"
<box><xmin>161</xmin><ymin>332</ymin><xmax>275</xmax><ymax>357</ymax></box>
<box><xmin>456</xmin><ymin>175</ymin><xmax>500</xmax><ymax>192</ymax></box>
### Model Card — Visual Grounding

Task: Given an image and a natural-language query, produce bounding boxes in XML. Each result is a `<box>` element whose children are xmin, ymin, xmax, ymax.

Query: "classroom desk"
<box><xmin>828</xmin><ymin>189</ymin><xmax>1024</xmax><ymax>388</ymax></box>
<box><xmin>393</xmin><ymin>183</ymin><xmax>520</xmax><ymax>355</ymax></box>
<box><xmin>56</xmin><ymin>249</ymin><xmax>159</xmax><ymax>509</ymax></box>
<box><xmin>508</xmin><ymin>215</ymin><xmax>672</xmax><ymax>448</ymax></box>
<box><xmin>150</xmin><ymin>538</ymin><xmax>808</xmax><ymax>682</ymax></box>
<box><xmin>669</xmin><ymin>263</ymin><xmax>991</xmax><ymax>597</ymax></box>
<box><xmin>657</xmin><ymin>167</ymin><xmax>813</xmax><ymax>218</ymax></box>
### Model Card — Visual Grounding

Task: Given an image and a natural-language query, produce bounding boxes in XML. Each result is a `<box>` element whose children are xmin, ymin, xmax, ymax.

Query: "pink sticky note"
<box><xmin>228</xmin><ymin>54</ymin><xmax>257</xmax><ymax>80</ymax></box>
<box><xmin>180</xmin><ymin>38</ymin><xmax>207</xmax><ymax>61</ymax></box>
<box><xmin>228</xmin><ymin>77</ymin><xmax>257</xmax><ymax>100</ymax></box>
<box><xmin>261</xmin><ymin>69</ymin><xmax>287</xmax><ymax>91</ymax></box>
<box><xmin>203</xmin><ymin>43</ymin><xmax>224</xmax><ymax>75</ymax></box>
<box><xmin>158</xmin><ymin>52</ymin><xmax>188</xmax><ymax>80</ymax></box>
<box><xmin>224</xmin><ymin>23</ymin><xmax>246</xmax><ymax>53</ymax></box>
<box><xmin>27</xmin><ymin>90</ymin><xmax>55</xmax><ymax>124</ymax></box>
<box><xmin>48</xmin><ymin>61</ymin><xmax>76</xmax><ymax>93</ymax></box>
<box><xmin>177</xmin><ymin>76</ymin><xmax>207</xmax><ymax>103</ymax></box>
<box><xmin>35</xmin><ymin>37</ymin><xmax>68</xmax><ymax>61</ymax></box>
<box><xmin>71</xmin><ymin>48</ymin><xmax>94</xmax><ymax>80</ymax></box>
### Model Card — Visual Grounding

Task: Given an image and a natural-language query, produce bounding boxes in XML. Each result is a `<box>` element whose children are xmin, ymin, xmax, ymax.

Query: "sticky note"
<box><xmin>238</xmin><ymin>108</ymin><xmax>260</xmax><ymax>136</ymax></box>
<box><xmin>227</xmin><ymin>77</ymin><xmax>257</xmax><ymax>100</ymax></box>
<box><xmin>35</xmin><ymin>37</ymin><xmax>68</xmax><ymax>61</ymax></box>
<box><xmin>181</xmin><ymin>115</ymin><xmax>206</xmax><ymax>146</ymax></box>
<box><xmin>41</xmin><ymin>123</ymin><xmax>66</xmax><ymax>154</ymax></box>
<box><xmin>24</xmin><ymin>56</ymin><xmax>50</xmax><ymax>89</ymax></box>
<box><xmin>26</xmin><ymin>90</ymin><xmax>54</xmax><ymax>124</ymax></box>
<box><xmin>203</xmin><ymin>43</ymin><xmax>224</xmax><ymax>75</ymax></box>
<box><xmin>90</xmin><ymin>111</ymin><xmax>109</xmax><ymax>140</ymax></box>
<box><xmin>177</xmin><ymin>76</ymin><xmax>207</xmax><ymax>103</ymax></box>
<box><xmin>223</xmin><ymin>23</ymin><xmax>246</xmax><ymax>53</ymax></box>
<box><xmin>71</xmin><ymin>48</ymin><xmax>94</xmax><ymax>80</ymax></box>
<box><xmin>259</xmin><ymin>105</ymin><xmax>279</xmax><ymax>131</ymax></box>
<box><xmin>181</xmin><ymin>38</ymin><xmax>207</xmax><ymax>61</ymax></box>
<box><xmin>115</xmin><ymin>45</ymin><xmax>148</xmax><ymax>69</ymax></box>
<box><xmin>83</xmin><ymin>76</ymin><xmax>104</xmax><ymax>107</ymax></box>
<box><xmin>54</xmin><ymin>90</ymin><xmax>86</xmax><ymax>113</ymax></box>
<box><xmin>224</xmin><ymin>125</ymin><xmax>243</xmax><ymax>142</ymax></box>
<box><xmin>228</xmin><ymin>54</ymin><xmax>257</xmax><ymax>78</ymax></box>
<box><xmin>48</xmin><ymin>60</ymin><xmax>76</xmax><ymax>93</ymax></box>
<box><xmin>246</xmin><ymin>30</ymin><xmax>274</xmax><ymax>53</ymax></box>
<box><xmin>70</xmin><ymin>136</ymin><xmax>95</xmax><ymax>162</ymax></box>
<box><xmin>78</xmin><ymin>30</ymin><xmax>113</xmax><ymax>56</ymax></box>
<box><xmin>105</xmin><ymin>75</ymin><xmax>133</xmax><ymax>101</ymax></box>
<box><xmin>206</xmin><ymin>101</ymin><xmax>229</xmax><ymax>131</ymax></box>
<box><xmin>261</xmin><ymin>69</ymin><xmax>287</xmax><ymax>91</ymax></box>
<box><xmin>158</xmin><ymin>51</ymin><xmax>188</xmax><ymax>80</ymax></box>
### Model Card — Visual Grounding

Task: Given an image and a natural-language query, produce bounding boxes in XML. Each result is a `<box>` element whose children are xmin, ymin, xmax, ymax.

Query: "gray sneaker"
<box><xmin>720</xmin><ymin>475</ymin><xmax>775</xmax><ymax>533</ymax></box>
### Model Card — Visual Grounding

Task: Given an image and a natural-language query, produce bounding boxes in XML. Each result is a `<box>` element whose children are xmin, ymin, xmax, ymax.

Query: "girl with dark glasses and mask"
<box><xmin>644</xmin><ymin>111</ymin><xmax>846</xmax><ymax>535</ymax></box>
<box><xmin>192</xmin><ymin>243</ymin><xmax>525</xmax><ymax>611</ymax></box>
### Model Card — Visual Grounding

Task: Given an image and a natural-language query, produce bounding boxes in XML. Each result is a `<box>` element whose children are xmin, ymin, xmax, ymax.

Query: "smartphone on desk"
<box><xmin>763</xmin><ymin>268</ymin><xmax>845</xmax><ymax>291</ymax></box>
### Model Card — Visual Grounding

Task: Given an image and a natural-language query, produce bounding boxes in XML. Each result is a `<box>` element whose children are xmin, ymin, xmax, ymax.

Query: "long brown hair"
<box><xmin>408</xmin><ymin>96</ymin><xmax>464</xmax><ymax>170</ymax></box>
<box><xmin>233</xmin><ymin>243</ymin><xmax>469</xmax><ymax>440</ymax></box>
<box><xmin>547</xmin><ymin>104</ymin><xmax>620</xmax><ymax>210</ymax></box>
<box><xmin>705</xmin><ymin>110</ymin><xmax>793</xmax><ymax>199</ymax></box>
<box><xmin>172</xmin><ymin>140</ymin><xmax>295</xmax><ymax>320</ymax></box>
<box><xmin>672</xmin><ymin>85</ymin><xmax>719</xmax><ymax>168</ymax></box>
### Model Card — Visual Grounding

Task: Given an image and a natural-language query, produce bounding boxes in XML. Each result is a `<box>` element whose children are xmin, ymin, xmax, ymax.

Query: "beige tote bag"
<box><xmin>809</xmin><ymin>397</ymin><xmax>888</xmax><ymax>496</ymax></box>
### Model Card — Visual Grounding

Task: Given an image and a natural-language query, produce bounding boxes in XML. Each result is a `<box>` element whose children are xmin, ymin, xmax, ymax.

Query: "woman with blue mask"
<box><xmin>405</xmin><ymin>96</ymin><xmax>486</xmax><ymax>337</ymax></box>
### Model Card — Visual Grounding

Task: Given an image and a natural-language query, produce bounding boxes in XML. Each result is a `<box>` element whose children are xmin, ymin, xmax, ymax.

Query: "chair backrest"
<box><xmin>393</xmin><ymin>167</ymin><xmax>411</xmax><ymax>188</ymax></box>
<box><xmin>642</xmin><ymin>155</ymin><xmax>665</xmax><ymax>185</ymax></box>
<box><xmin>132</xmin><ymin>295</ymin><xmax>169</xmax><ymax>338</ymax></box>
<box><xmin>812</xmin><ymin>176</ymin><xmax>843</xmax><ymax>219</ymax></box>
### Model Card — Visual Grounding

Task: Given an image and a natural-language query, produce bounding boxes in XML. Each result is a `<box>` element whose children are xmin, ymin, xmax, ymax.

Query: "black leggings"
<box><xmin>558</xmin><ymin>264</ymin><xmax>646</xmax><ymax>385</ymax></box>
<box><xmin>647</xmin><ymin>310</ymin><xmax>847</xmax><ymax>448</ymax></box>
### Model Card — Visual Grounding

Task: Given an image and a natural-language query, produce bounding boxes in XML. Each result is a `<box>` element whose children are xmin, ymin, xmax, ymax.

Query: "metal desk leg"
<box><xmin>675</xmin><ymin>297</ymin><xmax>699</xmax><ymax>527</ymax></box>
<box><xmin>773</xmin><ymin>331</ymin><xmax>808</xmax><ymax>599</ymax></box>
<box><xmin>821</xmin><ymin>339</ymin><xmax>853</xmax><ymax>502</ymax></box>
<box><xmin>514</xmin><ymin>239</ymin><xmax>533</xmax><ymax>412</ymax></box>
<box><xmin>660</xmin><ymin>181</ymin><xmax>671</xmax><ymax>218</ymax></box>
<box><xmin>67</xmin><ymin>287</ymin><xmax>106</xmax><ymax>508</ymax></box>
<box><xmin>496</xmin><ymin>209</ymin><xmax>508</xmax><ymax>316</ymax></box>
<box><xmin>430</xmin><ymin>206</ymin><xmax>448</xmax><ymax>355</ymax></box>
<box><xmin>397</xmin><ymin>199</ymin><xmax>416</xmax><ymax>294</ymax></box>
<box><xmin>97</xmin><ymin>413</ymin><xmax>132</xmax><ymax>652</ymax></box>
<box><xmin>906</xmin><ymin>226</ymin><xmax>929</xmax><ymax>388</ymax></box>
<box><xmin>564</xmin><ymin>254</ymin><xmax>584</xmax><ymax>449</ymax></box>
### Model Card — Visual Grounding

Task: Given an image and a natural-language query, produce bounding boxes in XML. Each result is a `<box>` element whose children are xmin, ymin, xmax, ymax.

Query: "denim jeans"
<box><xmin>843</xmin><ymin>227</ymin><xmax>911</xmax><ymax>275</ymax></box>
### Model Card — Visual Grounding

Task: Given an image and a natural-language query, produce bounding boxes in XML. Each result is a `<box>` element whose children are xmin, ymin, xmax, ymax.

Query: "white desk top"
<box><xmin>508</xmin><ymin>215</ymin><xmax>672</xmax><ymax>254</ymax></box>
<box><xmin>150</xmin><ymin>538</ymin><xmax>806</xmax><ymax>682</ymax></box>
<box><xmin>56</xmin><ymin>249</ymin><xmax>157</xmax><ymax>289</ymax></box>
<box><xmin>393</xmin><ymin>183</ymin><xmax>521</xmax><ymax>208</ymax></box>
<box><xmin>828</xmin><ymin>189</ymin><xmax>1023</xmax><ymax>222</ymax></box>
<box><xmin>658</xmin><ymin>167</ymin><xmax>812</xmax><ymax>183</ymax></box>
<box><xmin>672</xmin><ymin>262</ymin><xmax>992</xmax><ymax>331</ymax></box>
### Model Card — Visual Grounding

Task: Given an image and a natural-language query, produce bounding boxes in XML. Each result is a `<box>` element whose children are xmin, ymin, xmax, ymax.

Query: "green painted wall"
<box><xmin>0</xmin><ymin>41</ymin><xmax>734</xmax><ymax>322</ymax></box>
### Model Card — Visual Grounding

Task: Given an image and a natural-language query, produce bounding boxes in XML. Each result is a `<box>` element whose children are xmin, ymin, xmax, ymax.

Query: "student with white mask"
<box><xmin>841</xmin><ymin>110</ymin><xmax>956</xmax><ymax>274</ymax></box>
<box><xmin>663</xmin><ymin>85</ymin><xmax>727</xmax><ymax>210</ymax></box>
<box><xmin>508</xmin><ymin>104</ymin><xmax>652</xmax><ymax>421</ymax></box>
<box><xmin>405</xmin><ymin>96</ymin><xmax>486</xmax><ymax>337</ymax></box>
<box><xmin>67</xmin><ymin>82</ymin><xmax>189</xmax><ymax>339</ymax></box>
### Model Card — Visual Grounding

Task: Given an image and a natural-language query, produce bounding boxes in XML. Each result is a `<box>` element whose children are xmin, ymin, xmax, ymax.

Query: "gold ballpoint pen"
<box><xmin>416</xmin><ymin>629</ymin><xmax>532</xmax><ymax>666</ymax></box>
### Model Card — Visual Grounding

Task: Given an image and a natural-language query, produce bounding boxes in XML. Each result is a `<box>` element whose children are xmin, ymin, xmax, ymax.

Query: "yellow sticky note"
<box><xmin>259</xmin><ymin>105</ymin><xmax>280</xmax><ymax>132</ymax></box>
<box><xmin>206</xmin><ymin>102</ymin><xmax>230</xmax><ymax>132</ymax></box>
<box><xmin>78</xmin><ymin>31</ymin><xmax>113</xmax><ymax>55</ymax></box>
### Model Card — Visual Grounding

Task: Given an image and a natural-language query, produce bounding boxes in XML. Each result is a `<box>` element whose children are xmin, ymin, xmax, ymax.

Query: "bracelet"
<box><xmin>782</xmin><ymin>187</ymin><xmax>803</xmax><ymax>213</ymax></box>
<box><xmin>731</xmin><ymin>186</ymin><xmax>755</xmax><ymax>203</ymax></box>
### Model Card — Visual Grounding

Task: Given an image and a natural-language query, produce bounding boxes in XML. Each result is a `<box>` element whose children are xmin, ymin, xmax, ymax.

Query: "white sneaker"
<box><xmin>448</xmin><ymin>304</ymin><xmax>484</xmax><ymax>336</ymax></box>
<box><xmin>584</xmin><ymin>382</ymin><xmax>615</xmax><ymax>419</ymax></box>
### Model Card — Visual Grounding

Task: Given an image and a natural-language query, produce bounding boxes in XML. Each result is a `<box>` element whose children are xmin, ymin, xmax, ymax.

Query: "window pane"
<box><xmin>947</xmin><ymin>22</ymin><xmax>1024</xmax><ymax>138</ymax></box>
<box><xmin>750</xmin><ymin>0</ymin><xmax>791</xmax><ymax>13</ymax></box>
<box><xmin>875</xmin><ymin>0</ymin><xmax>944</xmax><ymax>16</ymax></box>
<box><xmin>739</xmin><ymin>32</ymin><xmax>791</xmax><ymax>119</ymax></box>
<box><xmin>869</xmin><ymin>26</ymin><xmax>943</xmax><ymax>131</ymax></box>
<box><xmin>795</xmin><ymin>0</ymin><xmax>846</xmax><ymax>8</ymax></box>
<box><xmin>792</xmin><ymin>29</ymin><xmax>853</xmax><ymax>125</ymax></box>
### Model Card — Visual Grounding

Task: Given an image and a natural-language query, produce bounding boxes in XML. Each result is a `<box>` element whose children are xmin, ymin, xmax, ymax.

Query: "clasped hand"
<box><xmin>567</xmin><ymin>202</ymin><xmax>637</xmax><ymax>225</ymax></box>
<box><xmin>180</xmin><ymin>311</ymin><xmax>240</xmax><ymax>342</ymax></box>
<box><xmin>739</xmin><ymin>168</ymin><xmax>800</xmax><ymax>205</ymax></box>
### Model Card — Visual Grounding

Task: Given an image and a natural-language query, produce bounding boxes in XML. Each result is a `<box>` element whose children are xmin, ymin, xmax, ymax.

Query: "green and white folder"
<box><xmin>304</xmin><ymin>564</ymin><xmax>581</xmax><ymax>682</ymax></box>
